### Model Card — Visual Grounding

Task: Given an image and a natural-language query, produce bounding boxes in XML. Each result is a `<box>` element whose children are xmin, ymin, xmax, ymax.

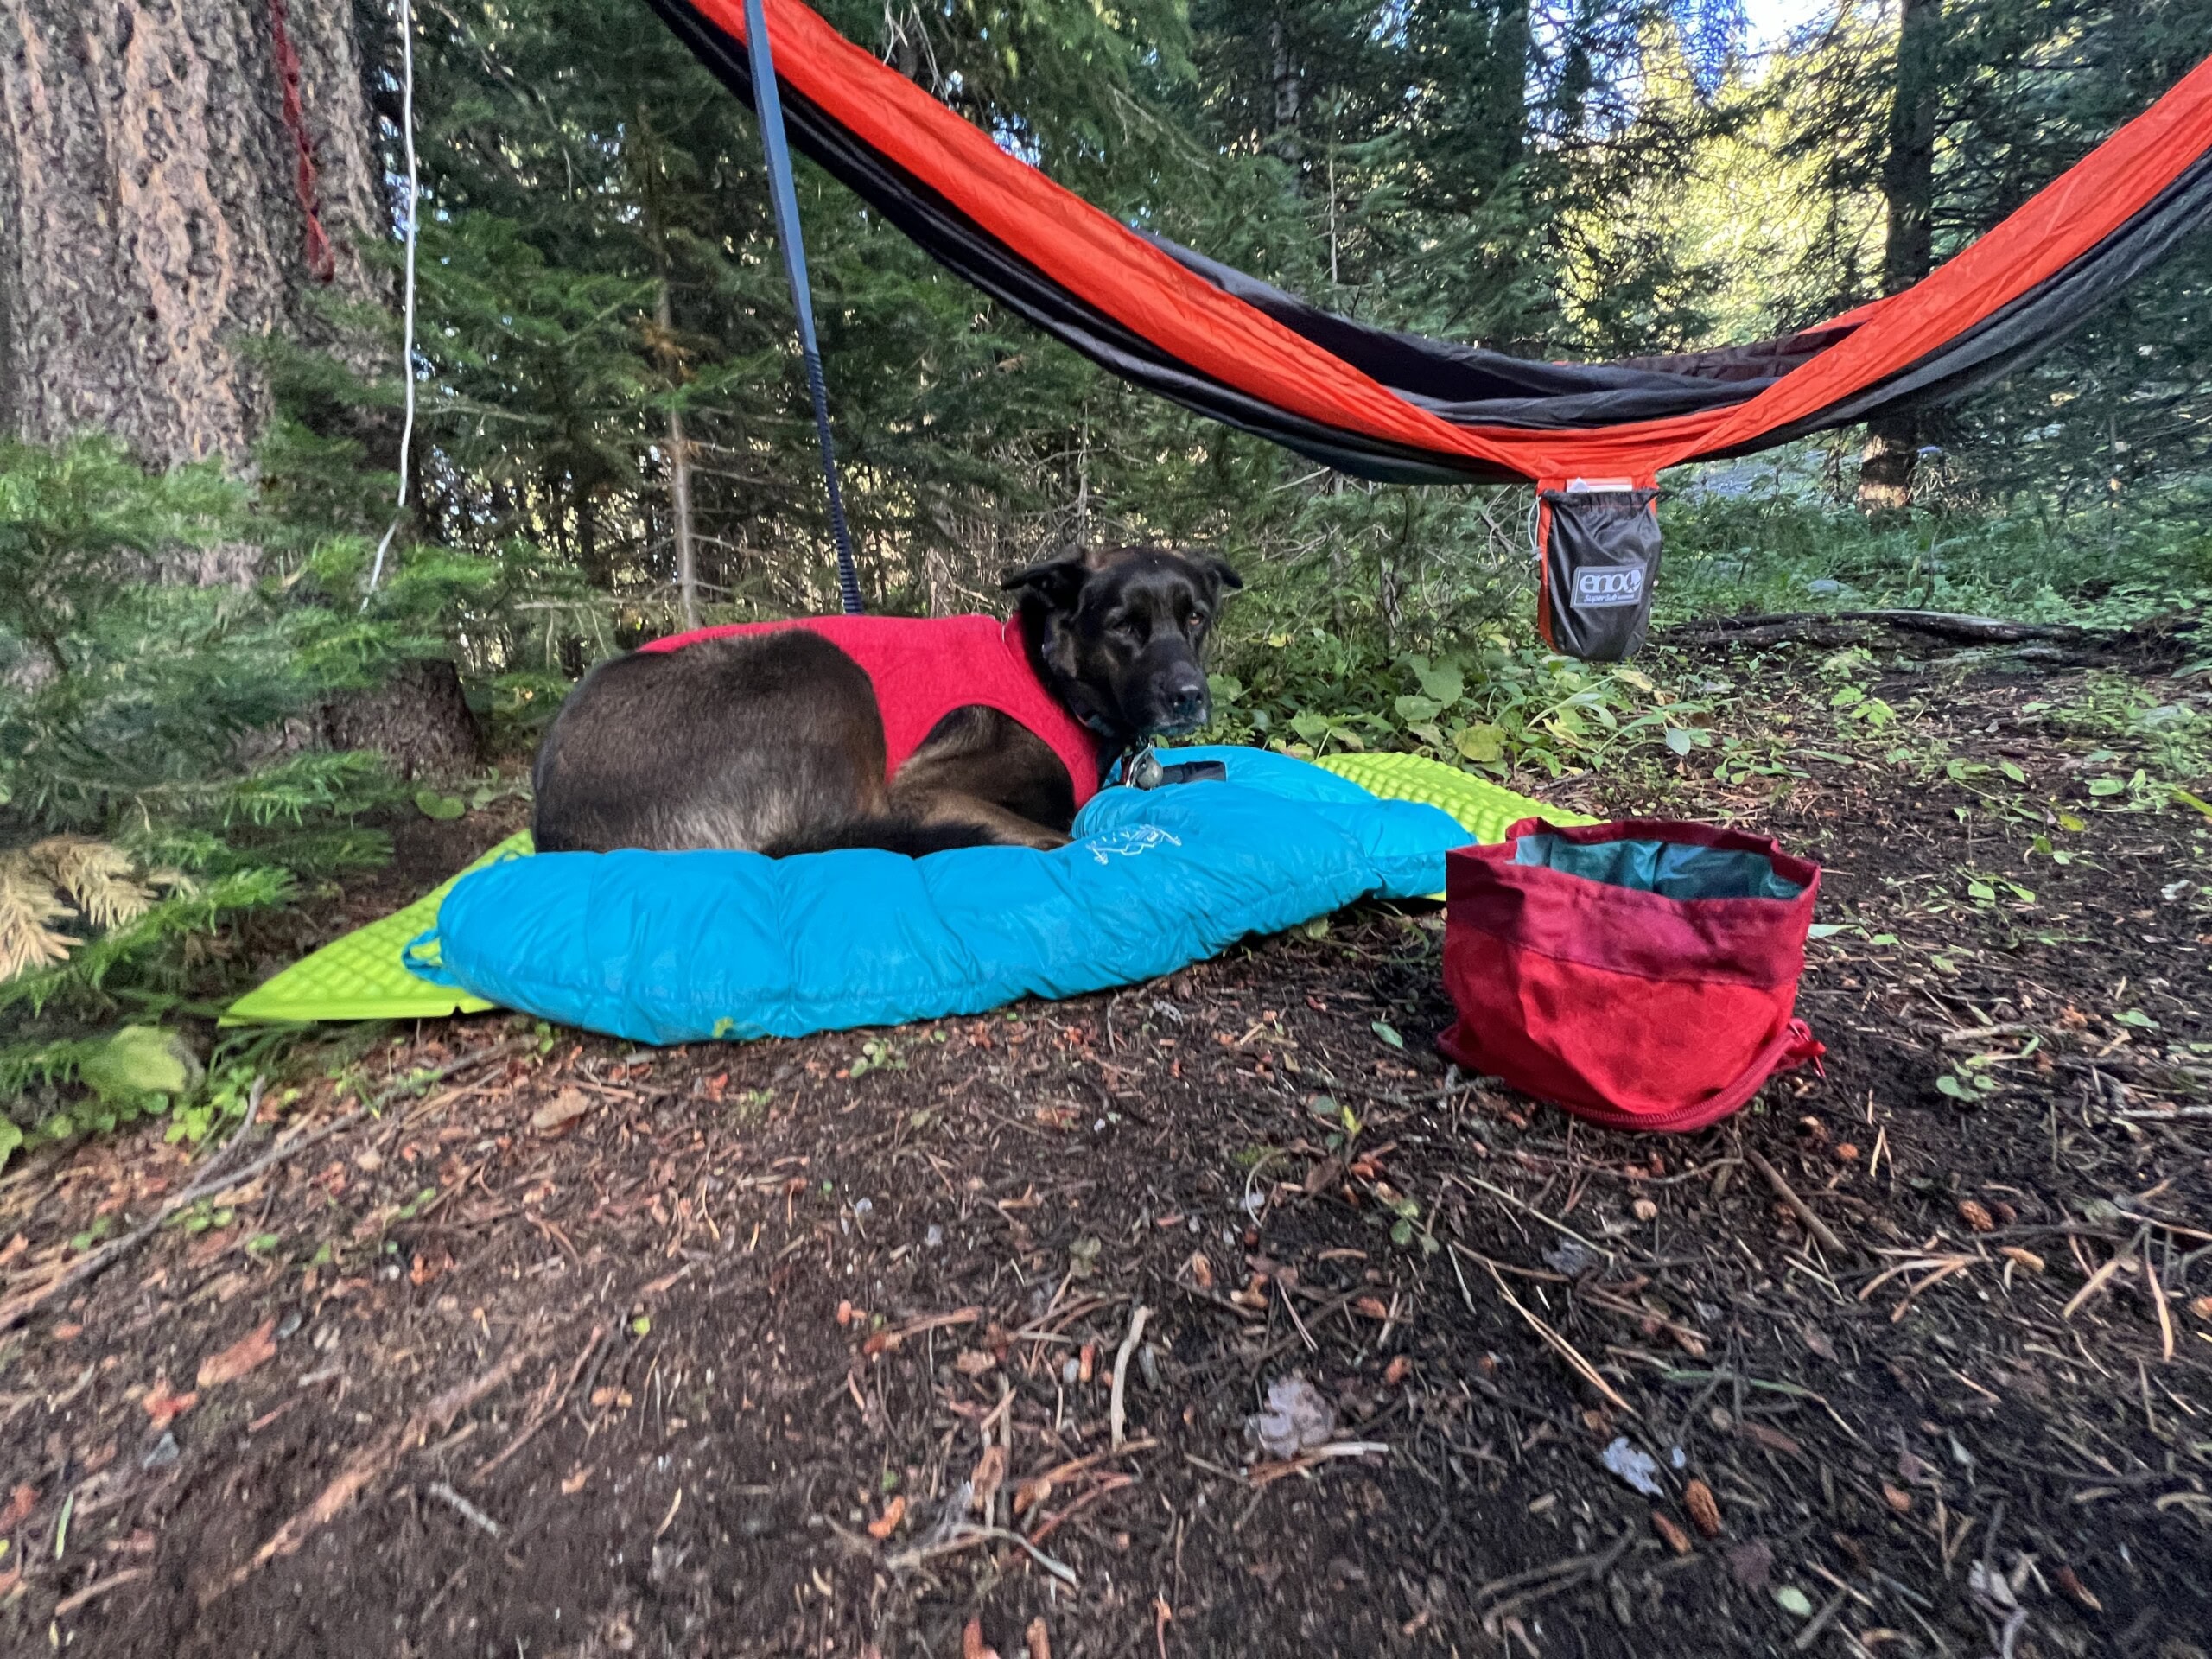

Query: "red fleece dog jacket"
<box><xmin>640</xmin><ymin>614</ymin><xmax>1109</xmax><ymax>806</ymax></box>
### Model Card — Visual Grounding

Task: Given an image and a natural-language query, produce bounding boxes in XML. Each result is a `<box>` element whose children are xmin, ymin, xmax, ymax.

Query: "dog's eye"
<box><xmin>1188</xmin><ymin>610</ymin><xmax>1210</xmax><ymax>632</ymax></box>
<box><xmin>1110</xmin><ymin>616</ymin><xmax>1143</xmax><ymax>640</ymax></box>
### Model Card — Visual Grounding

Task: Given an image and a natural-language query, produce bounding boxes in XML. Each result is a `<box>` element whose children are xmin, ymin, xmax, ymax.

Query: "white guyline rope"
<box><xmin>365</xmin><ymin>0</ymin><xmax>419</xmax><ymax>601</ymax></box>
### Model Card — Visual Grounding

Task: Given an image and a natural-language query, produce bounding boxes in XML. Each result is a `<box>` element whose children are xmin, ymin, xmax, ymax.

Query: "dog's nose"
<box><xmin>1164</xmin><ymin>677</ymin><xmax>1208</xmax><ymax>727</ymax></box>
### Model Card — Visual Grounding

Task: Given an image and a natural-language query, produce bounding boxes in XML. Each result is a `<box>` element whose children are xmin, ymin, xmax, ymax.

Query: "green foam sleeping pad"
<box><xmin>1313</xmin><ymin>751</ymin><xmax>1595</xmax><ymax>842</ymax></box>
<box><xmin>221</xmin><ymin>831</ymin><xmax>533</xmax><ymax>1025</ymax></box>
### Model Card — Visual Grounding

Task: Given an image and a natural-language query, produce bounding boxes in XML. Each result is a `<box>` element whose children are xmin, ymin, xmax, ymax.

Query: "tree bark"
<box><xmin>318</xmin><ymin>658</ymin><xmax>483</xmax><ymax>780</ymax></box>
<box><xmin>0</xmin><ymin>0</ymin><xmax>383</xmax><ymax>468</ymax></box>
<box><xmin>1482</xmin><ymin>0</ymin><xmax>1531</xmax><ymax>186</ymax></box>
<box><xmin>1859</xmin><ymin>0</ymin><xmax>1944</xmax><ymax>515</ymax></box>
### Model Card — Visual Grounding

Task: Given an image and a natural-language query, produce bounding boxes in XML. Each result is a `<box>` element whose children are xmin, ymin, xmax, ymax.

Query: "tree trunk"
<box><xmin>0</xmin><ymin>0</ymin><xmax>383</xmax><ymax>467</ymax></box>
<box><xmin>318</xmin><ymin>658</ymin><xmax>483</xmax><ymax>780</ymax></box>
<box><xmin>1483</xmin><ymin>0</ymin><xmax>1531</xmax><ymax>186</ymax></box>
<box><xmin>1859</xmin><ymin>0</ymin><xmax>1944</xmax><ymax>516</ymax></box>
<box><xmin>1266</xmin><ymin>17</ymin><xmax>1301</xmax><ymax>175</ymax></box>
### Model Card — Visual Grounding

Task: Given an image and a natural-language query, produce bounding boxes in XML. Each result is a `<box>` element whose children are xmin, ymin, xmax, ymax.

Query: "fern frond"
<box><xmin>0</xmin><ymin>857</ymin><xmax>79</xmax><ymax>982</ymax></box>
<box><xmin>32</xmin><ymin>836</ymin><xmax>154</xmax><ymax>930</ymax></box>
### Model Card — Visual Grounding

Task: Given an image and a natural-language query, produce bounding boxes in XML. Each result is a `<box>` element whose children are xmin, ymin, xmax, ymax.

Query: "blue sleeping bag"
<box><xmin>402</xmin><ymin>747</ymin><xmax>1468</xmax><ymax>1045</ymax></box>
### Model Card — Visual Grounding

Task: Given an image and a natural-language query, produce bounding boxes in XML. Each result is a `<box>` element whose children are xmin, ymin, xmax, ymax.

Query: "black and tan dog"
<box><xmin>531</xmin><ymin>544</ymin><xmax>1242</xmax><ymax>856</ymax></box>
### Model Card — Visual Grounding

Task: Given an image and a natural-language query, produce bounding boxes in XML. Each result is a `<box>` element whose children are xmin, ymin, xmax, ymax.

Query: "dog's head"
<box><xmin>1003</xmin><ymin>544</ymin><xmax>1243</xmax><ymax>744</ymax></box>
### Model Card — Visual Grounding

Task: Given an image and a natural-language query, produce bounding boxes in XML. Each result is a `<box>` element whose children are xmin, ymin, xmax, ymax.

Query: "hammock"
<box><xmin>642</xmin><ymin>0</ymin><xmax>2212</xmax><ymax>655</ymax></box>
<box><xmin>643</xmin><ymin>0</ymin><xmax>2212</xmax><ymax>489</ymax></box>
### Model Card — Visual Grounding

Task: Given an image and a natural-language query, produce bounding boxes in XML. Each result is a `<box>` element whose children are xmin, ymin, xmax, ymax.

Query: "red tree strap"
<box><xmin>270</xmin><ymin>0</ymin><xmax>337</xmax><ymax>283</ymax></box>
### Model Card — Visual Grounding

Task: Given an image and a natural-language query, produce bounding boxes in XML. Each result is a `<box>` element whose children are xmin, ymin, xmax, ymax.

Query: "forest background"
<box><xmin>1</xmin><ymin>0</ymin><xmax>2208</xmax><ymax>1147</ymax></box>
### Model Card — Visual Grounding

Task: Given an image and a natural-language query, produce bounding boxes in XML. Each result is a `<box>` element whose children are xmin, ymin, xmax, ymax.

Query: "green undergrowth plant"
<box><xmin>0</xmin><ymin>435</ymin><xmax>458</xmax><ymax>1168</ymax></box>
<box><xmin>1656</xmin><ymin>479</ymin><xmax>2212</xmax><ymax>629</ymax></box>
<box><xmin>1198</xmin><ymin>626</ymin><xmax>1713</xmax><ymax>782</ymax></box>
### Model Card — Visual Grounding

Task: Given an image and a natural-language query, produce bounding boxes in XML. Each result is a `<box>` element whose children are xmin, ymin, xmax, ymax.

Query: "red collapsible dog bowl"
<box><xmin>1438</xmin><ymin>819</ymin><xmax>1823</xmax><ymax>1134</ymax></box>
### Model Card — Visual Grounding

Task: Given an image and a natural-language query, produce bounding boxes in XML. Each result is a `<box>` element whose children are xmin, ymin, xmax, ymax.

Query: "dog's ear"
<box><xmin>1001</xmin><ymin>551</ymin><xmax>1091</xmax><ymax>611</ymax></box>
<box><xmin>1198</xmin><ymin>555</ymin><xmax>1244</xmax><ymax>598</ymax></box>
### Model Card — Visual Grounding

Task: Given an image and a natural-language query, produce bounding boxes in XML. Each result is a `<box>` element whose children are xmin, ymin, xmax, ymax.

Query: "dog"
<box><xmin>531</xmin><ymin>544</ymin><xmax>1242</xmax><ymax>856</ymax></box>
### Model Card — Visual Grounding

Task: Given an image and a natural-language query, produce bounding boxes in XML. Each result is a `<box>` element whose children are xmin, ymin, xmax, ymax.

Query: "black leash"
<box><xmin>742</xmin><ymin>0</ymin><xmax>862</xmax><ymax>615</ymax></box>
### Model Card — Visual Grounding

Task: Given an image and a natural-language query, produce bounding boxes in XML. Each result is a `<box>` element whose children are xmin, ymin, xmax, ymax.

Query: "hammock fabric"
<box><xmin>644</xmin><ymin>0</ymin><xmax>2212</xmax><ymax>492</ymax></box>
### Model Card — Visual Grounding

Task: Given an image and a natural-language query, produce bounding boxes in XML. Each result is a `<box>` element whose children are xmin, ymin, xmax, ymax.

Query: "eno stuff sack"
<box><xmin>1535</xmin><ymin>485</ymin><xmax>1661</xmax><ymax>662</ymax></box>
<box><xmin>1438</xmin><ymin>819</ymin><xmax>1823</xmax><ymax>1134</ymax></box>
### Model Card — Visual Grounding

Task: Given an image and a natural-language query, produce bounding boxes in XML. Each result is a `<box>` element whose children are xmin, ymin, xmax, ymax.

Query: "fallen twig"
<box><xmin>1446</xmin><ymin>1173</ymin><xmax>1618</xmax><ymax>1262</ymax></box>
<box><xmin>2143</xmin><ymin>1254</ymin><xmax>2175</xmax><ymax>1362</ymax></box>
<box><xmin>1109</xmin><ymin>1304</ymin><xmax>1152</xmax><ymax>1451</ymax></box>
<box><xmin>475</xmin><ymin>1322</ymin><xmax>603</xmax><ymax>1480</ymax></box>
<box><xmin>426</xmin><ymin>1481</ymin><xmax>502</xmax><ymax>1539</ymax></box>
<box><xmin>1478</xmin><ymin>1527</ymin><xmax>1636</xmax><ymax>1628</ymax></box>
<box><xmin>1013</xmin><ymin>1438</ymin><xmax>1156</xmax><ymax>1514</ymax></box>
<box><xmin>52</xmin><ymin>1568</ymin><xmax>148</xmax><ymax>1619</ymax></box>
<box><xmin>2063</xmin><ymin>1224</ymin><xmax>2150</xmax><ymax>1320</ymax></box>
<box><xmin>1480</xmin><ymin>1260</ymin><xmax>1635</xmax><ymax>1416</ymax></box>
<box><xmin>0</xmin><ymin>1078</ymin><xmax>263</xmax><ymax>1333</ymax></box>
<box><xmin>1248</xmin><ymin>1440</ymin><xmax>1391</xmax><ymax>1485</ymax></box>
<box><xmin>1745</xmin><ymin>1151</ymin><xmax>1852</xmax><ymax>1260</ymax></box>
<box><xmin>4</xmin><ymin>1039</ymin><xmax>524</xmax><ymax>1335</ymax></box>
<box><xmin>888</xmin><ymin>1523</ymin><xmax>1077</xmax><ymax>1586</ymax></box>
<box><xmin>1669</xmin><ymin>608</ymin><xmax>2106</xmax><ymax>646</ymax></box>
<box><xmin>211</xmin><ymin>1332</ymin><xmax>551</xmax><ymax>1601</ymax></box>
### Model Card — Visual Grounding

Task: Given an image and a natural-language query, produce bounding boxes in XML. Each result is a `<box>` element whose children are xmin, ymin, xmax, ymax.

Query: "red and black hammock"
<box><xmin>644</xmin><ymin>0</ymin><xmax>2212</xmax><ymax>650</ymax></box>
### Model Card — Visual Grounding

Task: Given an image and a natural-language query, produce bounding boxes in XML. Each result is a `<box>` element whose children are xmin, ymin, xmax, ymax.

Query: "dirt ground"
<box><xmin>2</xmin><ymin>630</ymin><xmax>2208</xmax><ymax>1658</ymax></box>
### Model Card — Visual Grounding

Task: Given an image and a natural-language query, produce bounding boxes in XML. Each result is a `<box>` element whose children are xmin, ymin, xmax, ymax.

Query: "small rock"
<box><xmin>1600</xmin><ymin>1437</ymin><xmax>1663</xmax><ymax>1497</ymax></box>
<box><xmin>1685</xmin><ymin>1478</ymin><xmax>1722</xmax><ymax>1536</ymax></box>
<box><xmin>1247</xmin><ymin>1375</ymin><xmax>1336</xmax><ymax>1459</ymax></box>
<box><xmin>2054</xmin><ymin>1563</ymin><xmax>2101</xmax><ymax>1612</ymax></box>
<box><xmin>1726</xmin><ymin>1540</ymin><xmax>1772</xmax><ymax>1590</ymax></box>
<box><xmin>142</xmin><ymin>1433</ymin><xmax>181</xmax><ymax>1471</ymax></box>
<box><xmin>1652</xmin><ymin>1511</ymin><xmax>1694</xmax><ymax>1555</ymax></box>
<box><xmin>1542</xmin><ymin>1239</ymin><xmax>1596</xmax><ymax>1277</ymax></box>
<box><xmin>1775</xmin><ymin>1586</ymin><xmax>1815</xmax><ymax>1618</ymax></box>
<box><xmin>531</xmin><ymin>1087</ymin><xmax>593</xmax><ymax>1135</ymax></box>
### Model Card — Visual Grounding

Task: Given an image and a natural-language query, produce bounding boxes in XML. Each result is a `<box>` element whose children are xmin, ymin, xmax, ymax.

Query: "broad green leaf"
<box><xmin>1394</xmin><ymin>694</ymin><xmax>1443</xmax><ymax>725</ymax></box>
<box><xmin>1413</xmin><ymin>664</ymin><xmax>1465</xmax><ymax>707</ymax></box>
<box><xmin>1371</xmin><ymin>1020</ymin><xmax>1404</xmax><ymax>1050</ymax></box>
<box><xmin>0</xmin><ymin>1117</ymin><xmax>21</xmax><ymax>1171</ymax></box>
<box><xmin>2088</xmin><ymin>778</ymin><xmax>2126</xmax><ymax>798</ymax></box>
<box><xmin>1967</xmin><ymin>881</ymin><xmax>1996</xmax><ymax>901</ymax></box>
<box><xmin>1664</xmin><ymin>727</ymin><xmax>1696</xmax><ymax>756</ymax></box>
<box><xmin>1455</xmin><ymin>724</ymin><xmax>1506</xmax><ymax>764</ymax></box>
<box><xmin>1205</xmin><ymin>672</ymin><xmax>1243</xmax><ymax>705</ymax></box>
<box><xmin>1289</xmin><ymin>712</ymin><xmax>1335</xmax><ymax>744</ymax></box>
<box><xmin>2171</xmin><ymin>785</ymin><xmax>2212</xmax><ymax>819</ymax></box>
<box><xmin>2057</xmin><ymin>812</ymin><xmax>2087</xmax><ymax>831</ymax></box>
<box><xmin>415</xmin><ymin>788</ymin><xmax>467</xmax><ymax>820</ymax></box>
<box><xmin>1999</xmin><ymin>760</ymin><xmax>2026</xmax><ymax>784</ymax></box>
<box><xmin>79</xmin><ymin>1027</ymin><xmax>198</xmax><ymax>1102</ymax></box>
<box><xmin>1775</xmin><ymin>1586</ymin><xmax>1815</xmax><ymax>1618</ymax></box>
